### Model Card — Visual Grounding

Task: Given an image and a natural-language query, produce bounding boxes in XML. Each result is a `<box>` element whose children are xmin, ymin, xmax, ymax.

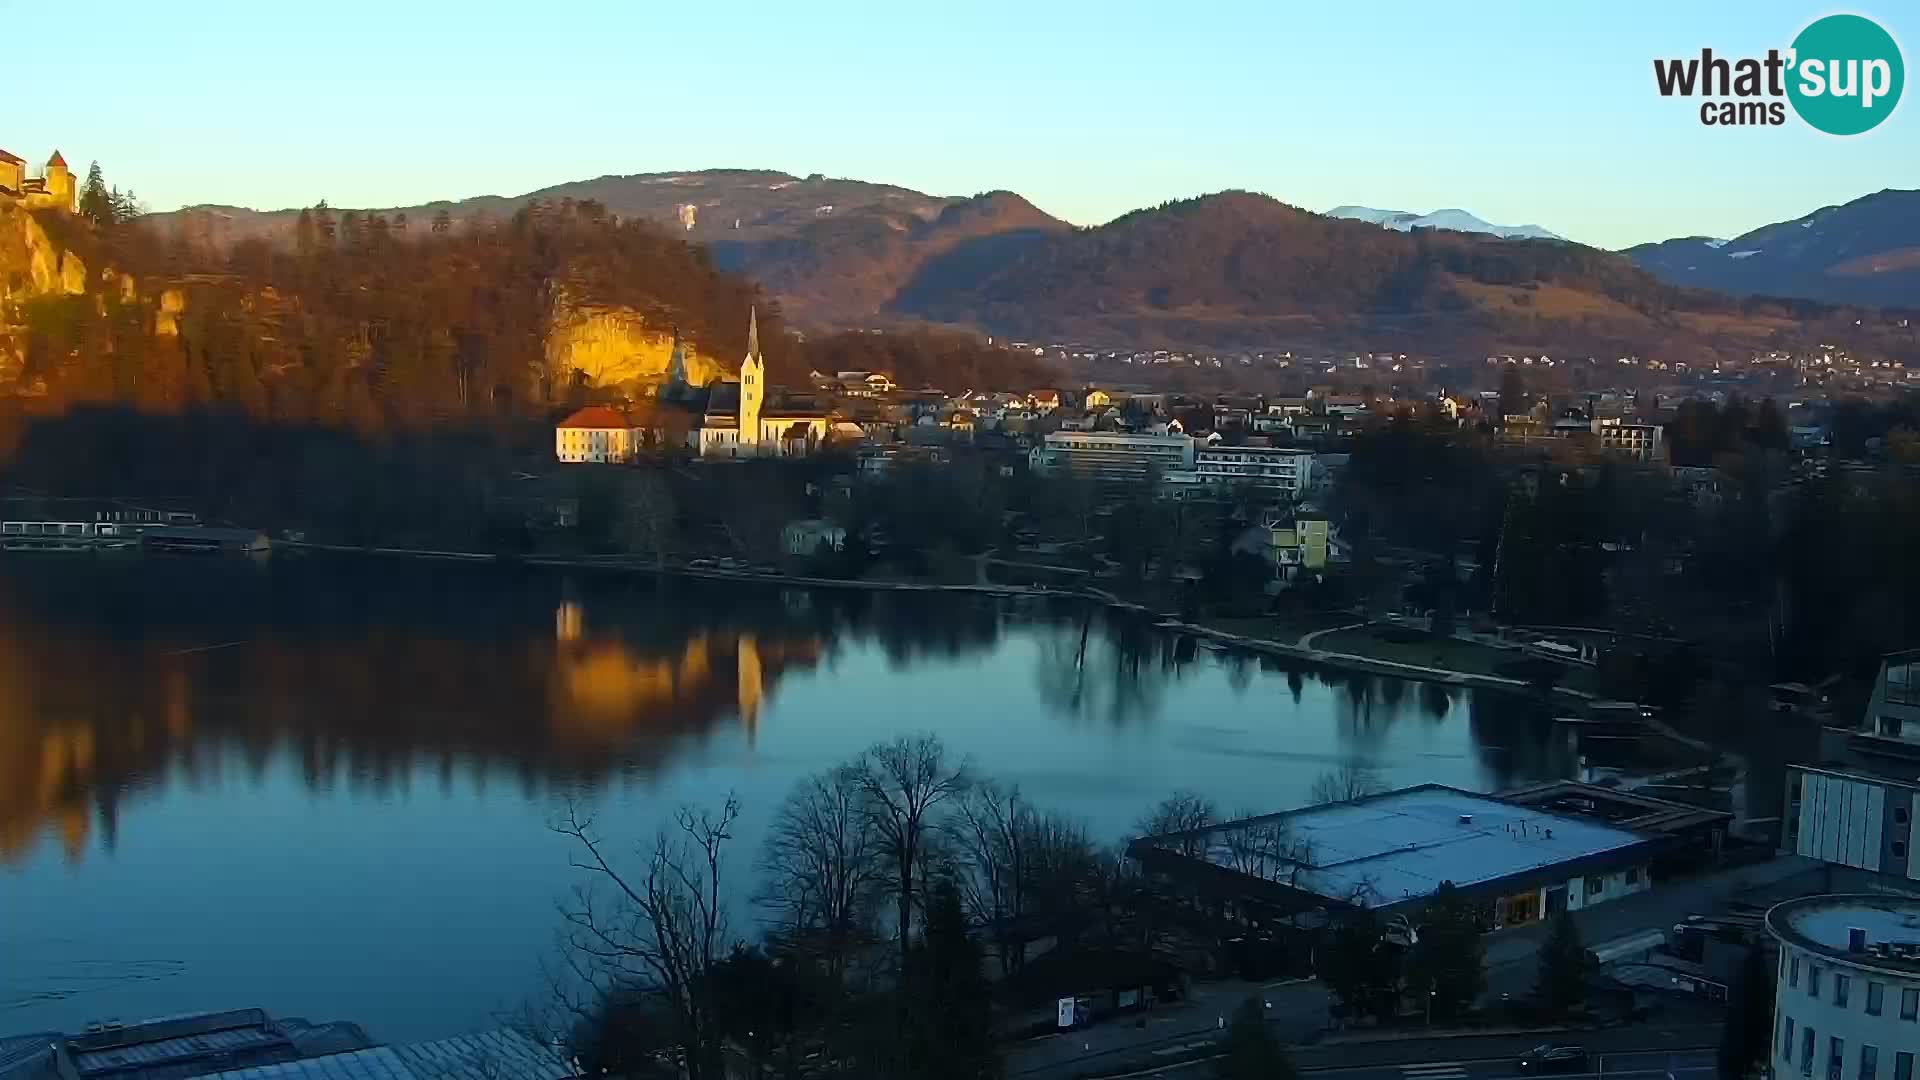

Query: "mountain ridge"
<box><xmin>1624</xmin><ymin>188</ymin><xmax>1920</xmax><ymax>310</ymax></box>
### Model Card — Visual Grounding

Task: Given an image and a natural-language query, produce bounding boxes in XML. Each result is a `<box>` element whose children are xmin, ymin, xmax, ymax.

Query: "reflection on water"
<box><xmin>0</xmin><ymin>555</ymin><xmax>1569</xmax><ymax>1039</ymax></box>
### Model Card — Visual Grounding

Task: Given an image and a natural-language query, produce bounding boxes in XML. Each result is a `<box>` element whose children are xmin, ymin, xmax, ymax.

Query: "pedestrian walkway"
<box><xmin>1399</xmin><ymin>1063</ymin><xmax>1469</xmax><ymax>1080</ymax></box>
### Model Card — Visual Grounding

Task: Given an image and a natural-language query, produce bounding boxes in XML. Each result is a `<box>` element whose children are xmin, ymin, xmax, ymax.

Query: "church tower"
<box><xmin>664</xmin><ymin>327</ymin><xmax>689</xmax><ymax>398</ymax></box>
<box><xmin>44</xmin><ymin>152</ymin><xmax>73</xmax><ymax>211</ymax></box>
<box><xmin>739</xmin><ymin>307</ymin><xmax>764</xmax><ymax>452</ymax></box>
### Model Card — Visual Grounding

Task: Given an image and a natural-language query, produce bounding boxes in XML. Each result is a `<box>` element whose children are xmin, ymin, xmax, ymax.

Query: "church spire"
<box><xmin>665</xmin><ymin>325</ymin><xmax>688</xmax><ymax>394</ymax></box>
<box><xmin>746</xmin><ymin>306</ymin><xmax>759</xmax><ymax>363</ymax></box>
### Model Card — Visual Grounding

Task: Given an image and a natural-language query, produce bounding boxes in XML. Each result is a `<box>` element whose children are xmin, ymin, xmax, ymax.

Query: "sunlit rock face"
<box><xmin>0</xmin><ymin>204</ymin><xmax>89</xmax><ymax>301</ymax></box>
<box><xmin>0</xmin><ymin>204</ymin><xmax>96</xmax><ymax>385</ymax></box>
<box><xmin>543</xmin><ymin>291</ymin><xmax>726</xmax><ymax>393</ymax></box>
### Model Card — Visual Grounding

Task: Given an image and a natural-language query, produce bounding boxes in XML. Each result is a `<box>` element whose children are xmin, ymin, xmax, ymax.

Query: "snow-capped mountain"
<box><xmin>1326</xmin><ymin>205</ymin><xmax>1564</xmax><ymax>242</ymax></box>
<box><xmin>1624</xmin><ymin>189</ymin><xmax>1920</xmax><ymax>309</ymax></box>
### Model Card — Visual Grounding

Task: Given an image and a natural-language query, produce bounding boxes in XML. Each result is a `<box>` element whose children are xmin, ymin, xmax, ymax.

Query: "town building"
<box><xmin>1590</xmin><ymin>418</ymin><xmax>1665</xmax><ymax>462</ymax></box>
<box><xmin>1181</xmin><ymin>444</ymin><xmax>1316</xmax><ymax>496</ymax></box>
<box><xmin>0</xmin><ymin>148</ymin><xmax>74</xmax><ymax>212</ymax></box>
<box><xmin>1860</xmin><ymin>650</ymin><xmax>1920</xmax><ymax>755</ymax></box>
<box><xmin>1231</xmin><ymin>511</ymin><xmax>1336</xmax><ymax>582</ymax></box>
<box><xmin>1030</xmin><ymin>431</ymin><xmax>1195</xmax><ymax>481</ymax></box>
<box><xmin>1782</xmin><ymin>763</ymin><xmax>1920</xmax><ymax>891</ymax></box>
<box><xmin>1765</xmin><ymin>894</ymin><xmax>1920</xmax><ymax>1080</ymax></box>
<box><xmin>554</xmin><ymin>404</ymin><xmax>643</xmax><ymax>463</ymax></box>
<box><xmin>0</xmin><ymin>1008</ymin><xmax>576</xmax><ymax>1080</ymax></box>
<box><xmin>1126</xmin><ymin>783</ymin><xmax>1714</xmax><ymax>928</ymax></box>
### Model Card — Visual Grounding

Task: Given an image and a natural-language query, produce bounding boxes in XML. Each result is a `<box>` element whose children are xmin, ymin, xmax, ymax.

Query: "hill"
<box><xmin>882</xmin><ymin>190</ymin><xmax>1890</xmax><ymax>361</ymax></box>
<box><xmin>1625</xmin><ymin>189</ymin><xmax>1920</xmax><ymax>310</ymax></box>
<box><xmin>0</xmin><ymin>199</ymin><xmax>780</xmax><ymax>429</ymax></box>
<box><xmin>146</xmin><ymin>170</ymin><xmax>1070</xmax><ymax>325</ymax></box>
<box><xmin>138</xmin><ymin>174</ymin><xmax>1919</xmax><ymax>366</ymax></box>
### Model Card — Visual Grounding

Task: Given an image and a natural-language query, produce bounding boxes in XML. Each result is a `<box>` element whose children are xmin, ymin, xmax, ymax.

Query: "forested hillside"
<box><xmin>2</xmin><ymin>197</ymin><xmax>778</xmax><ymax>432</ymax></box>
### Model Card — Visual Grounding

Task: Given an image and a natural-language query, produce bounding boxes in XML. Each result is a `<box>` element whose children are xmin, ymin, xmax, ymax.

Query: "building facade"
<box><xmin>555</xmin><ymin>405</ymin><xmax>643</xmax><ymax>463</ymax></box>
<box><xmin>1590</xmin><ymin>418</ymin><xmax>1665</xmax><ymax>462</ymax></box>
<box><xmin>1784</xmin><ymin>765</ymin><xmax>1920</xmax><ymax>887</ymax></box>
<box><xmin>1767</xmin><ymin>895</ymin><xmax>1920</xmax><ymax>1080</ymax></box>
<box><xmin>1186</xmin><ymin>445</ymin><xmax>1316</xmax><ymax>496</ymax></box>
<box><xmin>1862</xmin><ymin>651</ymin><xmax>1920</xmax><ymax>753</ymax></box>
<box><xmin>1030</xmin><ymin>431</ymin><xmax>1195</xmax><ymax>481</ymax></box>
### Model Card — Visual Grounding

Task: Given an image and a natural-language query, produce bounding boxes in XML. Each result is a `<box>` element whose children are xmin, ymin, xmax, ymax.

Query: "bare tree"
<box><xmin>551</xmin><ymin>795</ymin><xmax>740</xmax><ymax>1080</ymax></box>
<box><xmin>1136</xmin><ymin>790</ymin><xmax>1219</xmax><ymax>860</ymax></box>
<box><xmin>1221</xmin><ymin>808</ymin><xmax>1298</xmax><ymax>882</ymax></box>
<box><xmin>854</xmin><ymin>734</ymin><xmax>971</xmax><ymax>962</ymax></box>
<box><xmin>1309</xmin><ymin>761</ymin><xmax>1386</xmax><ymax>806</ymax></box>
<box><xmin>949</xmin><ymin>780</ymin><xmax>1033</xmax><ymax>974</ymax></box>
<box><xmin>757</xmin><ymin>764</ymin><xmax>880</xmax><ymax>978</ymax></box>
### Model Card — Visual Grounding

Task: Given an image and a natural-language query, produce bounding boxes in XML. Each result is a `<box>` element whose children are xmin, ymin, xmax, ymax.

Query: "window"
<box><xmin>1802</xmin><ymin>1026</ymin><xmax>1815</xmax><ymax>1076</ymax></box>
<box><xmin>1899</xmin><ymin>807</ymin><xmax>1911</xmax><ymax>824</ymax></box>
<box><xmin>1809</xmin><ymin>964</ymin><xmax>1822</xmax><ymax>997</ymax></box>
<box><xmin>1627</xmin><ymin>866</ymin><xmax>1644</xmax><ymax>885</ymax></box>
<box><xmin>1869</xmin><ymin>981</ymin><xmax>1885</xmax><ymax>1016</ymax></box>
<box><xmin>1586</xmin><ymin>874</ymin><xmax>1606</xmax><ymax>896</ymax></box>
<box><xmin>1897</xmin><ymin>841</ymin><xmax>1910</xmax><ymax>858</ymax></box>
<box><xmin>1863</xmin><ymin>1046</ymin><xmax>1878</xmax><ymax>1080</ymax></box>
<box><xmin>1904</xmin><ymin>987</ymin><xmax>1919</xmax><ymax>1020</ymax></box>
<box><xmin>1899</xmin><ymin>1053</ymin><xmax>1915</xmax><ymax>1080</ymax></box>
<box><xmin>1833</xmin><ymin>1037</ymin><xmax>1846</xmax><ymax>1080</ymax></box>
<box><xmin>1836</xmin><ymin>974</ymin><xmax>1851</xmax><ymax>1008</ymax></box>
<box><xmin>1784</xmin><ymin>1017</ymin><xmax>1796</xmax><ymax>1061</ymax></box>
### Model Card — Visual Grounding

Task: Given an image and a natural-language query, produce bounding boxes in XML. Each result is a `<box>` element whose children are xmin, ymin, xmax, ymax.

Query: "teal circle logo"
<box><xmin>1787</xmin><ymin>14</ymin><xmax>1904</xmax><ymax>135</ymax></box>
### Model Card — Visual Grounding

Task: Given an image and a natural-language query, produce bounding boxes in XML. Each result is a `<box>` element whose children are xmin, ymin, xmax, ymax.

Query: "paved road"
<box><xmin>1116</xmin><ymin>1048</ymin><xmax>1717</xmax><ymax>1080</ymax></box>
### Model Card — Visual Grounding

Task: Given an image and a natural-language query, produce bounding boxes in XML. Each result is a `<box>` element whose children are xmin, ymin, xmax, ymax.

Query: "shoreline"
<box><xmin>275</xmin><ymin>540</ymin><xmax>1590</xmax><ymax>699</ymax></box>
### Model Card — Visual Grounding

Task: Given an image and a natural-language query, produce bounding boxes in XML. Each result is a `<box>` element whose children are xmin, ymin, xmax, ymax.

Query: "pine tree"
<box><xmin>1323</xmin><ymin>906</ymin><xmax>1403</xmax><ymax>1023</ymax></box>
<box><xmin>1532</xmin><ymin>912</ymin><xmax>1594</xmax><ymax>1018</ymax></box>
<box><xmin>1215</xmin><ymin>996</ymin><xmax>1296</xmax><ymax>1080</ymax></box>
<box><xmin>900</xmin><ymin>880</ymin><xmax>999</xmax><ymax>1080</ymax></box>
<box><xmin>78</xmin><ymin>162</ymin><xmax>113</xmax><ymax>225</ymax></box>
<box><xmin>1405</xmin><ymin>882</ymin><xmax>1486</xmax><ymax>1022</ymax></box>
<box><xmin>1719</xmin><ymin>946</ymin><xmax>1773</xmax><ymax>1079</ymax></box>
<box><xmin>295</xmin><ymin>208</ymin><xmax>316</xmax><ymax>255</ymax></box>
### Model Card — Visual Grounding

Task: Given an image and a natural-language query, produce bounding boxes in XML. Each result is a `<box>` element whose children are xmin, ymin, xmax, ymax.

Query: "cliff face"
<box><xmin>0</xmin><ymin>204</ymin><xmax>95</xmax><ymax>387</ymax></box>
<box><xmin>544</xmin><ymin>292</ymin><xmax>726</xmax><ymax>392</ymax></box>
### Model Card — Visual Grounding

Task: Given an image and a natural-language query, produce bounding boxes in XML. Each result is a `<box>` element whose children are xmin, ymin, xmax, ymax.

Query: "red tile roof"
<box><xmin>556</xmin><ymin>405</ymin><xmax>633</xmax><ymax>429</ymax></box>
<box><xmin>0</xmin><ymin>149</ymin><xmax>22</xmax><ymax>165</ymax></box>
<box><xmin>46</xmin><ymin>151</ymin><xmax>66</xmax><ymax>168</ymax></box>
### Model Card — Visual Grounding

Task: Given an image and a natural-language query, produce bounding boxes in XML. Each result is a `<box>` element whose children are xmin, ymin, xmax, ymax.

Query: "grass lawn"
<box><xmin>1311</xmin><ymin>626</ymin><xmax>1601</xmax><ymax>694</ymax></box>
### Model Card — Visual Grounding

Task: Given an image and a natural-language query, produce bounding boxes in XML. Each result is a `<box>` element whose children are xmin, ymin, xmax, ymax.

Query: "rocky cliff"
<box><xmin>0</xmin><ymin>204</ymin><xmax>96</xmax><ymax>388</ymax></box>
<box><xmin>544</xmin><ymin>291</ymin><xmax>726</xmax><ymax>393</ymax></box>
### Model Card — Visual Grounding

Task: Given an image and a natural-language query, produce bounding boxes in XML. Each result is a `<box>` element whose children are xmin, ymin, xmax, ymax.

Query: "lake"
<box><xmin>0</xmin><ymin>555</ymin><xmax>1569</xmax><ymax>1040</ymax></box>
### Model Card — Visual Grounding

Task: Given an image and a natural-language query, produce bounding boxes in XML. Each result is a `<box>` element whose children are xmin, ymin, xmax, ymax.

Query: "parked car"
<box><xmin>1518</xmin><ymin>1045</ymin><xmax>1589</xmax><ymax>1074</ymax></box>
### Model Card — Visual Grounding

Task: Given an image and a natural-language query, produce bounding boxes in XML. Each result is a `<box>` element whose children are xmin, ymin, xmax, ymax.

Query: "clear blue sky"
<box><xmin>4</xmin><ymin>0</ymin><xmax>1913</xmax><ymax>249</ymax></box>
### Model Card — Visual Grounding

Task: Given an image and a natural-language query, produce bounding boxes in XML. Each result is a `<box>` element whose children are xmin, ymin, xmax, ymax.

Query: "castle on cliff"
<box><xmin>0</xmin><ymin>148</ymin><xmax>75</xmax><ymax>212</ymax></box>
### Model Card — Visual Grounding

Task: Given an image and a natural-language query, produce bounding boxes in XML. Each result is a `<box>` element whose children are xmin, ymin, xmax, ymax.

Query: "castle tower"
<box><xmin>43</xmin><ymin>151</ymin><xmax>72</xmax><ymax>211</ymax></box>
<box><xmin>739</xmin><ymin>307</ymin><xmax>764</xmax><ymax>452</ymax></box>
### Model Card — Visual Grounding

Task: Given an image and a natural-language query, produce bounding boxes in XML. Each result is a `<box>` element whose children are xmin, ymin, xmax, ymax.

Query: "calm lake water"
<box><xmin>0</xmin><ymin>556</ymin><xmax>1571</xmax><ymax>1041</ymax></box>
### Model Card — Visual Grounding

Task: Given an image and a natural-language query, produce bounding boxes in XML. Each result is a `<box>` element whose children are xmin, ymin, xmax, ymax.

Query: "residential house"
<box><xmin>783</xmin><ymin>519</ymin><xmax>847</xmax><ymax>558</ymax></box>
